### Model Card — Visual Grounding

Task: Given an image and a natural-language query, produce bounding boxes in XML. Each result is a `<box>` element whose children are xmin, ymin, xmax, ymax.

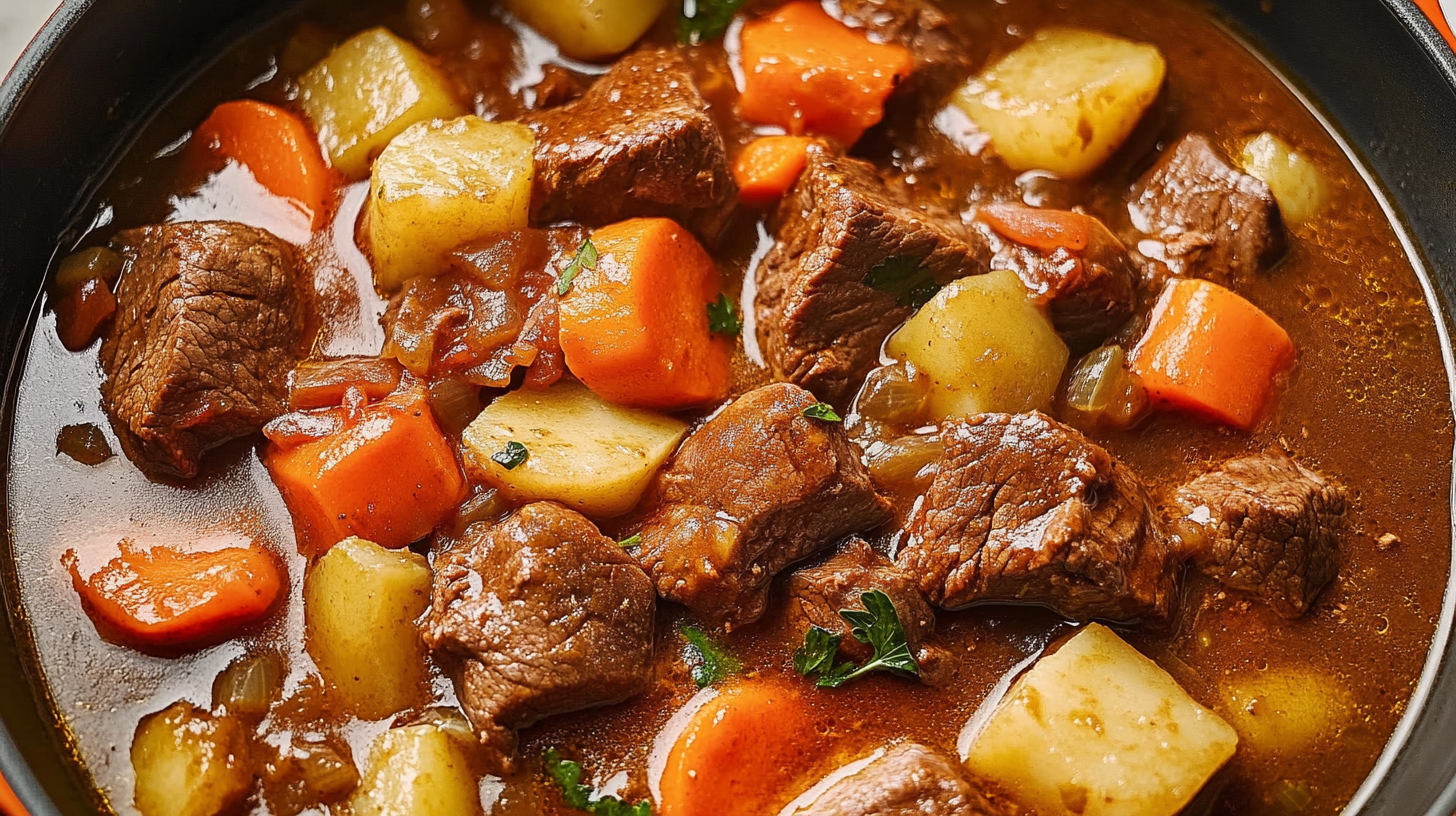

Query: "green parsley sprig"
<box><xmin>863</xmin><ymin>255</ymin><xmax>941</xmax><ymax>308</ymax></box>
<box><xmin>802</xmin><ymin>403</ymin><xmax>842</xmax><ymax>422</ymax></box>
<box><xmin>557</xmin><ymin>238</ymin><xmax>598</xmax><ymax>296</ymax></box>
<box><xmin>544</xmin><ymin>749</ymin><xmax>651</xmax><ymax>816</ymax></box>
<box><xmin>793</xmin><ymin>590</ymin><xmax>920</xmax><ymax>688</ymax></box>
<box><xmin>492</xmin><ymin>441</ymin><xmax>529</xmax><ymax>470</ymax></box>
<box><xmin>678</xmin><ymin>0</ymin><xmax>746</xmax><ymax>45</ymax></box>
<box><xmin>680</xmin><ymin>624</ymin><xmax>740</xmax><ymax>688</ymax></box>
<box><xmin>707</xmin><ymin>293</ymin><xmax>742</xmax><ymax>336</ymax></box>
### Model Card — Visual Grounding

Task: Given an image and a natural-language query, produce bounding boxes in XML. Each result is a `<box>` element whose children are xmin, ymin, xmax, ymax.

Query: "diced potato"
<box><xmin>884</xmin><ymin>269</ymin><xmax>1069</xmax><ymax>421</ymax></box>
<box><xmin>298</xmin><ymin>27</ymin><xmax>466</xmax><ymax>179</ymax></box>
<box><xmin>132</xmin><ymin>702</ymin><xmax>252</xmax><ymax>816</ymax></box>
<box><xmin>348</xmin><ymin>725</ymin><xmax>483</xmax><ymax>816</ymax></box>
<box><xmin>367</xmin><ymin>116</ymin><xmax>535</xmax><ymax>292</ymax></box>
<box><xmin>1220</xmin><ymin>667</ymin><xmax>1354</xmax><ymax>757</ymax></box>
<box><xmin>964</xmin><ymin>624</ymin><xmax>1237</xmax><ymax>816</ymax></box>
<box><xmin>954</xmin><ymin>28</ymin><xmax>1166</xmax><ymax>178</ymax></box>
<box><xmin>304</xmin><ymin>538</ymin><xmax>432</xmax><ymax>720</ymax></box>
<box><xmin>462</xmin><ymin>380</ymin><xmax>689</xmax><ymax>518</ymax></box>
<box><xmin>1238</xmin><ymin>132</ymin><xmax>1333</xmax><ymax>226</ymax></box>
<box><xmin>504</xmin><ymin>0</ymin><xmax>670</xmax><ymax>61</ymax></box>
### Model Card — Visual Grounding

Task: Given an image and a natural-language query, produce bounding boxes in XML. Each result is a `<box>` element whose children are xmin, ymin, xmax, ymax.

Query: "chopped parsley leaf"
<box><xmin>545</xmin><ymin>749</ymin><xmax>652</xmax><ymax>816</ymax></box>
<box><xmin>678</xmin><ymin>0</ymin><xmax>746</xmax><ymax>45</ymax></box>
<box><xmin>707</xmin><ymin>293</ymin><xmax>742</xmax><ymax>336</ymax></box>
<box><xmin>557</xmin><ymin>238</ymin><xmax>598</xmax><ymax>296</ymax></box>
<box><xmin>802</xmin><ymin>403</ymin><xmax>843</xmax><ymax>422</ymax></box>
<box><xmin>793</xmin><ymin>590</ymin><xmax>920</xmax><ymax>688</ymax></box>
<box><xmin>863</xmin><ymin>255</ymin><xmax>941</xmax><ymax>308</ymax></box>
<box><xmin>491</xmin><ymin>441</ymin><xmax>529</xmax><ymax>470</ymax></box>
<box><xmin>680</xmin><ymin>624</ymin><xmax>740</xmax><ymax>688</ymax></box>
<box><xmin>618</xmin><ymin>533</ymin><xmax>643</xmax><ymax>548</ymax></box>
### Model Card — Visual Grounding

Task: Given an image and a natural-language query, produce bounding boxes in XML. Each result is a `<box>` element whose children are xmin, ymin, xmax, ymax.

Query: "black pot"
<box><xmin>2</xmin><ymin>1</ymin><xmax>1454</xmax><ymax>814</ymax></box>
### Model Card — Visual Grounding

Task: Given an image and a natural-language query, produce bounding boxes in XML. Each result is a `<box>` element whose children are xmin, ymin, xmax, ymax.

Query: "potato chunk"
<box><xmin>305</xmin><ymin>538</ymin><xmax>432</xmax><ymax>720</ymax></box>
<box><xmin>964</xmin><ymin>624</ymin><xmax>1237</xmax><ymax>816</ymax></box>
<box><xmin>954</xmin><ymin>28</ymin><xmax>1166</xmax><ymax>178</ymax></box>
<box><xmin>298</xmin><ymin>27</ymin><xmax>466</xmax><ymax>179</ymax></box>
<box><xmin>504</xmin><ymin>0</ymin><xmax>670</xmax><ymax>61</ymax></box>
<box><xmin>132</xmin><ymin>702</ymin><xmax>252</xmax><ymax>816</ymax></box>
<box><xmin>348</xmin><ymin>724</ymin><xmax>483</xmax><ymax>816</ymax></box>
<box><xmin>885</xmin><ymin>269</ymin><xmax>1068</xmax><ymax>422</ymax></box>
<box><xmin>366</xmin><ymin>116</ymin><xmax>535</xmax><ymax>292</ymax></box>
<box><xmin>1238</xmin><ymin>132</ymin><xmax>1332</xmax><ymax>226</ymax></box>
<box><xmin>1220</xmin><ymin>667</ymin><xmax>1354</xmax><ymax>757</ymax></box>
<box><xmin>462</xmin><ymin>380</ymin><xmax>688</xmax><ymax>518</ymax></box>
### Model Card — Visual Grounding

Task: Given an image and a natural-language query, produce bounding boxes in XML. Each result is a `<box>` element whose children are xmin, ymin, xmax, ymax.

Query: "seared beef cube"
<box><xmin>1173</xmin><ymin>452</ymin><xmax>1344</xmax><ymax>618</ymax></box>
<box><xmin>1127</xmin><ymin>133</ymin><xmax>1285</xmax><ymax>286</ymax></box>
<box><xmin>898</xmin><ymin>412</ymin><xmax>1176</xmax><ymax>622</ymax></box>
<box><xmin>423</xmin><ymin>502</ymin><xmax>655</xmax><ymax>772</ymax></box>
<box><xmin>838</xmin><ymin>0</ymin><xmax>975</xmax><ymax>103</ymax></box>
<box><xmin>636</xmin><ymin>383</ymin><xmax>891</xmax><ymax>629</ymax></box>
<box><xmin>100</xmin><ymin>221</ymin><xmax>304</xmax><ymax>480</ymax></box>
<box><xmin>788</xmin><ymin>539</ymin><xmax>946</xmax><ymax>682</ymax></box>
<box><xmin>977</xmin><ymin>205</ymin><xmax>1138</xmax><ymax>352</ymax></box>
<box><xmin>522</xmin><ymin>50</ymin><xmax>737</xmax><ymax>242</ymax></box>
<box><xmin>796</xmin><ymin>743</ymin><xmax>1006</xmax><ymax>816</ymax></box>
<box><xmin>757</xmin><ymin>146</ymin><xmax>990</xmax><ymax>405</ymax></box>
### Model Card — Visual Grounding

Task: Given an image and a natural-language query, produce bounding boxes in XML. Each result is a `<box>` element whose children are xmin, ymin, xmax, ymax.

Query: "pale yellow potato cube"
<box><xmin>885</xmin><ymin>269</ymin><xmax>1068</xmax><ymax>422</ymax></box>
<box><xmin>505</xmin><ymin>0</ymin><xmax>670</xmax><ymax>61</ymax></box>
<box><xmin>1220</xmin><ymin>667</ymin><xmax>1354</xmax><ymax>757</ymax></box>
<box><xmin>349</xmin><ymin>725</ymin><xmax>483</xmax><ymax>816</ymax></box>
<box><xmin>954</xmin><ymin>28</ymin><xmax>1166</xmax><ymax>178</ymax></box>
<box><xmin>1238</xmin><ymin>132</ymin><xmax>1333</xmax><ymax>226</ymax></box>
<box><xmin>964</xmin><ymin>624</ymin><xmax>1238</xmax><ymax>816</ymax></box>
<box><xmin>462</xmin><ymin>380</ymin><xmax>688</xmax><ymax>519</ymax></box>
<box><xmin>366</xmin><ymin>116</ymin><xmax>534</xmax><ymax>292</ymax></box>
<box><xmin>298</xmin><ymin>27</ymin><xmax>466</xmax><ymax>179</ymax></box>
<box><xmin>132</xmin><ymin>702</ymin><xmax>252</xmax><ymax>816</ymax></box>
<box><xmin>304</xmin><ymin>538</ymin><xmax>432</xmax><ymax>720</ymax></box>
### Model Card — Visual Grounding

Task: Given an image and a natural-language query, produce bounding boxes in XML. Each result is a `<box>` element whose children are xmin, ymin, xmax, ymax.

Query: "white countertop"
<box><xmin>1</xmin><ymin>0</ymin><xmax>62</xmax><ymax>81</ymax></box>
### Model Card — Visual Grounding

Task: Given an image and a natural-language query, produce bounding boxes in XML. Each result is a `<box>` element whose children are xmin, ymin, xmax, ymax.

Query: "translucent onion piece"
<box><xmin>1065</xmin><ymin>345</ymin><xmax>1125</xmax><ymax>416</ymax></box>
<box><xmin>288</xmin><ymin>356</ymin><xmax>404</xmax><ymax>410</ymax></box>
<box><xmin>449</xmin><ymin>488</ymin><xmax>511</xmax><ymax>539</ymax></box>
<box><xmin>409</xmin><ymin>706</ymin><xmax>477</xmax><ymax>746</ymax></box>
<box><xmin>295</xmin><ymin>741</ymin><xmax>361</xmax><ymax>803</ymax></box>
<box><xmin>212</xmin><ymin>653</ymin><xmax>283</xmax><ymax>719</ymax></box>
<box><xmin>854</xmin><ymin>361</ymin><xmax>932</xmax><ymax>427</ymax></box>
<box><xmin>865</xmin><ymin>434</ymin><xmax>944</xmax><ymax>492</ymax></box>
<box><xmin>56</xmin><ymin>423</ymin><xmax>113</xmax><ymax>466</ymax></box>
<box><xmin>427</xmin><ymin>376</ymin><xmax>484</xmax><ymax>436</ymax></box>
<box><xmin>54</xmin><ymin>246</ymin><xmax>122</xmax><ymax>293</ymax></box>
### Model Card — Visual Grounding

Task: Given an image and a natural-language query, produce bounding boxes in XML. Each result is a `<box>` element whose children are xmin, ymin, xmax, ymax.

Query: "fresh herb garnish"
<box><xmin>491</xmin><ymin>441</ymin><xmax>529</xmax><ymax>470</ymax></box>
<box><xmin>618</xmin><ymin>533</ymin><xmax>643</xmax><ymax>548</ymax></box>
<box><xmin>557</xmin><ymin>238</ymin><xmax>598</xmax><ymax>296</ymax></box>
<box><xmin>545</xmin><ymin>749</ymin><xmax>652</xmax><ymax>816</ymax></box>
<box><xmin>863</xmin><ymin>255</ymin><xmax>941</xmax><ymax>309</ymax></box>
<box><xmin>707</xmin><ymin>293</ymin><xmax>742</xmax><ymax>336</ymax></box>
<box><xmin>678</xmin><ymin>0</ymin><xmax>746</xmax><ymax>45</ymax></box>
<box><xmin>802</xmin><ymin>403</ymin><xmax>842</xmax><ymax>422</ymax></box>
<box><xmin>793</xmin><ymin>590</ymin><xmax>920</xmax><ymax>688</ymax></box>
<box><xmin>680</xmin><ymin>624</ymin><xmax>740</xmax><ymax>688</ymax></box>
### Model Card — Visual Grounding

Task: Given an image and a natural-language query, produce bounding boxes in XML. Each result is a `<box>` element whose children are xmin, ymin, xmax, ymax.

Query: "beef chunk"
<box><xmin>522</xmin><ymin>50</ymin><xmax>737</xmax><ymax>241</ymax></box>
<box><xmin>100</xmin><ymin>221</ymin><xmax>304</xmax><ymax>480</ymax></box>
<box><xmin>423</xmin><ymin>502</ymin><xmax>655</xmax><ymax>772</ymax></box>
<box><xmin>976</xmin><ymin>205</ymin><xmax>1138</xmax><ymax>352</ymax></box>
<box><xmin>757</xmin><ymin>146</ymin><xmax>990</xmax><ymax>405</ymax></box>
<box><xmin>1173</xmin><ymin>452</ymin><xmax>1344</xmax><ymax>618</ymax></box>
<box><xmin>636</xmin><ymin>383</ymin><xmax>891</xmax><ymax>629</ymax></box>
<box><xmin>898</xmin><ymin>412</ymin><xmax>1177</xmax><ymax>622</ymax></box>
<box><xmin>795</xmin><ymin>743</ymin><xmax>1006</xmax><ymax>816</ymax></box>
<box><xmin>837</xmin><ymin>0</ymin><xmax>975</xmax><ymax>103</ymax></box>
<box><xmin>788</xmin><ymin>539</ymin><xmax>947</xmax><ymax>683</ymax></box>
<box><xmin>1127</xmin><ymin>133</ymin><xmax>1285</xmax><ymax>286</ymax></box>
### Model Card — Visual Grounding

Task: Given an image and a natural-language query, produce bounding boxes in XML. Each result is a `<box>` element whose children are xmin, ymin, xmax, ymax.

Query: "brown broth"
<box><xmin>5</xmin><ymin>1</ymin><xmax>1452</xmax><ymax>815</ymax></box>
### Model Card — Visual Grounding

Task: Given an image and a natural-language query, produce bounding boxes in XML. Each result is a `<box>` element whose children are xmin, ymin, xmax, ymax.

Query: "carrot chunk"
<box><xmin>976</xmin><ymin>203</ymin><xmax>1094</xmax><ymax>252</ymax></box>
<box><xmin>734</xmin><ymin>136</ymin><xmax>815</xmax><ymax>207</ymax></box>
<box><xmin>738</xmin><ymin>2</ymin><xmax>913</xmax><ymax>146</ymax></box>
<box><xmin>658</xmin><ymin>680</ymin><xmax>814</xmax><ymax>816</ymax></box>
<box><xmin>194</xmin><ymin>100</ymin><xmax>333</xmax><ymax>229</ymax></box>
<box><xmin>264</xmin><ymin>382</ymin><xmax>467</xmax><ymax>555</ymax></box>
<box><xmin>557</xmin><ymin>218</ymin><xmax>730</xmax><ymax>410</ymax></box>
<box><xmin>1130</xmin><ymin>278</ymin><xmax>1296</xmax><ymax>430</ymax></box>
<box><xmin>65</xmin><ymin>541</ymin><xmax>283</xmax><ymax>652</ymax></box>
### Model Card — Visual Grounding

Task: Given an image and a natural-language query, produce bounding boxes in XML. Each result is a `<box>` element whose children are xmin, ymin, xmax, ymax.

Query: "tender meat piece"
<box><xmin>838</xmin><ymin>0</ymin><xmax>976</xmax><ymax>102</ymax></box>
<box><xmin>977</xmin><ymin>206</ymin><xmax>1138</xmax><ymax>352</ymax></box>
<box><xmin>636</xmin><ymin>383</ymin><xmax>891</xmax><ymax>629</ymax></box>
<box><xmin>787</xmin><ymin>539</ymin><xmax>948</xmax><ymax>683</ymax></box>
<box><xmin>795</xmin><ymin>743</ymin><xmax>1006</xmax><ymax>816</ymax></box>
<box><xmin>1173</xmin><ymin>452</ymin><xmax>1345</xmax><ymax>618</ymax></box>
<box><xmin>423</xmin><ymin>503</ymin><xmax>655</xmax><ymax>772</ymax></box>
<box><xmin>529</xmin><ymin>64</ymin><xmax>585</xmax><ymax>110</ymax></box>
<box><xmin>1127</xmin><ymin>133</ymin><xmax>1285</xmax><ymax>286</ymax></box>
<box><xmin>100</xmin><ymin>221</ymin><xmax>304</xmax><ymax>480</ymax></box>
<box><xmin>898</xmin><ymin>412</ymin><xmax>1177</xmax><ymax>622</ymax></box>
<box><xmin>521</xmin><ymin>50</ymin><xmax>737</xmax><ymax>241</ymax></box>
<box><xmin>757</xmin><ymin>146</ymin><xmax>990</xmax><ymax>405</ymax></box>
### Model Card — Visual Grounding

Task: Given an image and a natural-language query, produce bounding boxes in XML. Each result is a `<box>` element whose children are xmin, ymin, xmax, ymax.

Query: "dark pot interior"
<box><xmin>1</xmin><ymin>1</ymin><xmax>1454</xmax><ymax>814</ymax></box>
